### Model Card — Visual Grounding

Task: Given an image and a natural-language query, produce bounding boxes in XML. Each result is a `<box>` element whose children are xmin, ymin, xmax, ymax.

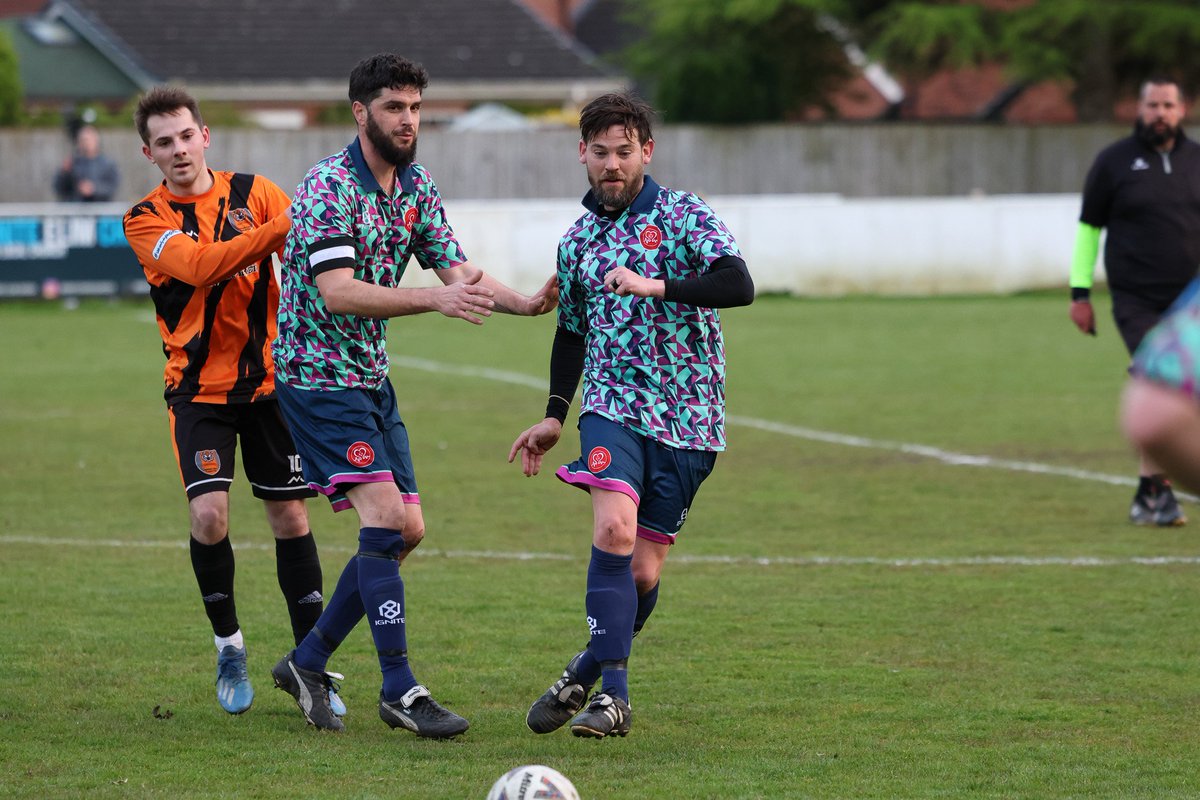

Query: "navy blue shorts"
<box><xmin>275</xmin><ymin>378</ymin><xmax>419</xmax><ymax>513</ymax></box>
<box><xmin>555</xmin><ymin>413</ymin><xmax>717</xmax><ymax>545</ymax></box>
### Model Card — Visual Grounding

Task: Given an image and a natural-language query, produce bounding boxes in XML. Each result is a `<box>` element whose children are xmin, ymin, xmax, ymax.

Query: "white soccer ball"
<box><xmin>486</xmin><ymin>764</ymin><xmax>580</xmax><ymax>800</ymax></box>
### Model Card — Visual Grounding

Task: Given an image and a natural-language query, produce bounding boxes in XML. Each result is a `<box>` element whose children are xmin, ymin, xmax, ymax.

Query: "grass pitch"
<box><xmin>2</xmin><ymin>292</ymin><xmax>1199</xmax><ymax>799</ymax></box>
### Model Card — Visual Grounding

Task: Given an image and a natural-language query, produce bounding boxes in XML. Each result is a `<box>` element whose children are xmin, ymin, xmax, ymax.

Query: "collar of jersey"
<box><xmin>581</xmin><ymin>174</ymin><xmax>660</xmax><ymax>217</ymax></box>
<box><xmin>348</xmin><ymin>136</ymin><xmax>416</xmax><ymax>195</ymax></box>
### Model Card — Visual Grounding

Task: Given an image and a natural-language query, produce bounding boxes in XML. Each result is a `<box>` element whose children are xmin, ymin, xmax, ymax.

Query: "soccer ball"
<box><xmin>486</xmin><ymin>764</ymin><xmax>580</xmax><ymax>800</ymax></box>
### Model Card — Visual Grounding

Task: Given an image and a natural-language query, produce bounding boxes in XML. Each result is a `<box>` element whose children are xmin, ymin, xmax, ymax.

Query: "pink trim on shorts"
<box><xmin>555</xmin><ymin>465</ymin><xmax>641</xmax><ymax>505</ymax></box>
<box><xmin>313</xmin><ymin>470</ymin><xmax>394</xmax><ymax>496</ymax></box>
<box><xmin>314</xmin><ymin>472</ymin><xmax>421</xmax><ymax>513</ymax></box>
<box><xmin>636</xmin><ymin>525</ymin><xmax>676</xmax><ymax>545</ymax></box>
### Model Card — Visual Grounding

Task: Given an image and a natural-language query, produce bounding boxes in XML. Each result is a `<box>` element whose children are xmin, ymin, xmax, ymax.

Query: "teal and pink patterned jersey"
<box><xmin>1134</xmin><ymin>277</ymin><xmax>1200</xmax><ymax>397</ymax></box>
<box><xmin>558</xmin><ymin>175</ymin><xmax>741</xmax><ymax>451</ymax></box>
<box><xmin>274</xmin><ymin>138</ymin><xmax>467</xmax><ymax>390</ymax></box>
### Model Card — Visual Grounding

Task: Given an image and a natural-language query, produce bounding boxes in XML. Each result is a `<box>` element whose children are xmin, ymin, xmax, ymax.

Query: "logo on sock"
<box><xmin>202</xmin><ymin>592</ymin><xmax>229</xmax><ymax>603</ymax></box>
<box><xmin>195</xmin><ymin>449</ymin><xmax>220</xmax><ymax>476</ymax></box>
<box><xmin>587</xmin><ymin>614</ymin><xmax>606</xmax><ymax>636</ymax></box>
<box><xmin>587</xmin><ymin>446</ymin><xmax>612</xmax><ymax>473</ymax></box>
<box><xmin>375</xmin><ymin>599</ymin><xmax>405</xmax><ymax>625</ymax></box>
<box><xmin>347</xmin><ymin>441</ymin><xmax>375</xmax><ymax>467</ymax></box>
<box><xmin>297</xmin><ymin>591</ymin><xmax>323</xmax><ymax>604</ymax></box>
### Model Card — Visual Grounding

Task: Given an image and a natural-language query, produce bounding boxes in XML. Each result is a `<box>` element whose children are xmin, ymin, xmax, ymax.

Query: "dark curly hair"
<box><xmin>578</xmin><ymin>91</ymin><xmax>655</xmax><ymax>146</ymax></box>
<box><xmin>349</xmin><ymin>53</ymin><xmax>429</xmax><ymax>105</ymax></box>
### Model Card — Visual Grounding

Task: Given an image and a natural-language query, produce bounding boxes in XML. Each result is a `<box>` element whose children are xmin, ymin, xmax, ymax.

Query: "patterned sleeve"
<box><xmin>410</xmin><ymin>169</ymin><xmax>468</xmax><ymax>271</ymax></box>
<box><xmin>555</xmin><ymin>235</ymin><xmax>586</xmax><ymax>337</ymax></box>
<box><xmin>290</xmin><ymin>169</ymin><xmax>357</xmax><ymax>277</ymax></box>
<box><xmin>683</xmin><ymin>195</ymin><xmax>742</xmax><ymax>275</ymax></box>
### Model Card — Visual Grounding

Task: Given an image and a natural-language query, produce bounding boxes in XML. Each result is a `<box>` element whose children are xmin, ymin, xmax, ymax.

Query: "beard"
<box><xmin>589</xmin><ymin>171</ymin><xmax>643</xmax><ymax>211</ymax></box>
<box><xmin>365</xmin><ymin>109</ymin><xmax>417</xmax><ymax>169</ymax></box>
<box><xmin>1136</xmin><ymin>117</ymin><xmax>1180</xmax><ymax>149</ymax></box>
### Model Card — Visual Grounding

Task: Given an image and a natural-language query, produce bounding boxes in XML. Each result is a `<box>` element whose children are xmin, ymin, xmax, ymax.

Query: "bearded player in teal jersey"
<box><xmin>509</xmin><ymin>92</ymin><xmax>755</xmax><ymax>739</ymax></box>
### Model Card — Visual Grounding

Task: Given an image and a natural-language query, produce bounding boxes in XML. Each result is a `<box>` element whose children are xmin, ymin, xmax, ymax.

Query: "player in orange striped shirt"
<box><xmin>124</xmin><ymin>86</ymin><xmax>338</xmax><ymax>716</ymax></box>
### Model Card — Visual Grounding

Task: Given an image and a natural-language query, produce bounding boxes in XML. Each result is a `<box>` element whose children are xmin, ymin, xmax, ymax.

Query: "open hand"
<box><xmin>507</xmin><ymin>418</ymin><xmax>563</xmax><ymax>476</ymax></box>
<box><xmin>437</xmin><ymin>271</ymin><xmax>495</xmax><ymax>324</ymax></box>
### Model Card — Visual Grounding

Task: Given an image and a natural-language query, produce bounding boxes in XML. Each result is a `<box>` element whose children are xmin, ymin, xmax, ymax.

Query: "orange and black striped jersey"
<box><xmin>124</xmin><ymin>171</ymin><xmax>291</xmax><ymax>405</ymax></box>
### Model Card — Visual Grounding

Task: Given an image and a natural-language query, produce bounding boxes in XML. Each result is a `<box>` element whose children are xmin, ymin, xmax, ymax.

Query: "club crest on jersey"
<box><xmin>639</xmin><ymin>224</ymin><xmax>662</xmax><ymax>250</ymax></box>
<box><xmin>403</xmin><ymin>206</ymin><xmax>418</xmax><ymax>231</ymax></box>
<box><xmin>587</xmin><ymin>446</ymin><xmax>612</xmax><ymax>473</ymax></box>
<box><xmin>347</xmin><ymin>441</ymin><xmax>375</xmax><ymax>467</ymax></box>
<box><xmin>195</xmin><ymin>450</ymin><xmax>220</xmax><ymax>476</ymax></box>
<box><xmin>227</xmin><ymin>207</ymin><xmax>256</xmax><ymax>233</ymax></box>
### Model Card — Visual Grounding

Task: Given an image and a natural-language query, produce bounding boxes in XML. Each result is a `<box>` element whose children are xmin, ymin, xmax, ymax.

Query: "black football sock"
<box><xmin>276</xmin><ymin>532</ymin><xmax>324</xmax><ymax>646</ymax></box>
<box><xmin>190</xmin><ymin>535</ymin><xmax>238</xmax><ymax>638</ymax></box>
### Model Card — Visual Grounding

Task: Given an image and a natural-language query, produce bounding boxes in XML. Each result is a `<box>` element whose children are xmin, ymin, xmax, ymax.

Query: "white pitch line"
<box><xmin>390</xmin><ymin>355</ymin><xmax>1198</xmax><ymax>500</ymax></box>
<box><xmin>2</xmin><ymin>536</ymin><xmax>1198</xmax><ymax>568</ymax></box>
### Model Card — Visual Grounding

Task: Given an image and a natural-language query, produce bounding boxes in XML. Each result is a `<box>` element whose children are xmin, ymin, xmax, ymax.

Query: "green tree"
<box><xmin>620</xmin><ymin>0</ymin><xmax>852</xmax><ymax>123</ymax></box>
<box><xmin>860</xmin><ymin>0</ymin><xmax>1200</xmax><ymax>121</ymax></box>
<box><xmin>0</xmin><ymin>28</ymin><xmax>21</xmax><ymax>125</ymax></box>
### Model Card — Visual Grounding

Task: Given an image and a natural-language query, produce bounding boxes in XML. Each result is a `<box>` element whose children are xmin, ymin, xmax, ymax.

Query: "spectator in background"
<box><xmin>1069</xmin><ymin>76</ymin><xmax>1200</xmax><ymax>527</ymax></box>
<box><xmin>54</xmin><ymin>123</ymin><xmax>119</xmax><ymax>202</ymax></box>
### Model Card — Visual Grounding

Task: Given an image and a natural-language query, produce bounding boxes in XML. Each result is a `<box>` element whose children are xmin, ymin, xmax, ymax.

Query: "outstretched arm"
<box><xmin>315</xmin><ymin>266</ymin><xmax>496</xmax><ymax>322</ymax></box>
<box><xmin>438</xmin><ymin>262</ymin><xmax>558</xmax><ymax>316</ymax></box>
<box><xmin>508</xmin><ymin>325</ymin><xmax>585</xmax><ymax>476</ymax></box>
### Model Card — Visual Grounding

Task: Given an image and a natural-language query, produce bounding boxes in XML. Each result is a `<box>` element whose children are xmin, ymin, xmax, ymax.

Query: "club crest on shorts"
<box><xmin>587</xmin><ymin>446</ymin><xmax>612</xmax><ymax>473</ymax></box>
<box><xmin>347</xmin><ymin>441</ymin><xmax>375</xmax><ymax>467</ymax></box>
<box><xmin>195</xmin><ymin>449</ymin><xmax>220</xmax><ymax>476</ymax></box>
<box><xmin>403</xmin><ymin>206</ymin><xmax>418</xmax><ymax>231</ymax></box>
<box><xmin>639</xmin><ymin>224</ymin><xmax>662</xmax><ymax>250</ymax></box>
<box><xmin>226</xmin><ymin>207</ymin><xmax>256</xmax><ymax>233</ymax></box>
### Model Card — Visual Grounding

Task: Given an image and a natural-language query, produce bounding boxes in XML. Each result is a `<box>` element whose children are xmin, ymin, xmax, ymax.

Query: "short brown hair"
<box><xmin>579</xmin><ymin>91</ymin><xmax>655</xmax><ymax>147</ymax></box>
<box><xmin>133</xmin><ymin>86</ymin><xmax>204</xmax><ymax>144</ymax></box>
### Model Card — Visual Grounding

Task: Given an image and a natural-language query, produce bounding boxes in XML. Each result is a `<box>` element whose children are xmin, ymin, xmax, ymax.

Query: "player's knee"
<box><xmin>631</xmin><ymin>562</ymin><xmax>660</xmax><ymax>594</ymax></box>
<box><xmin>189</xmin><ymin>497</ymin><xmax>228</xmax><ymax>542</ymax></box>
<box><xmin>265</xmin><ymin>499</ymin><xmax>310</xmax><ymax>539</ymax></box>
<box><xmin>1122</xmin><ymin>380</ymin><xmax>1191</xmax><ymax>451</ymax></box>
<box><xmin>402</xmin><ymin>520</ymin><xmax>425</xmax><ymax>551</ymax></box>
<box><xmin>593</xmin><ymin>515</ymin><xmax>636</xmax><ymax>552</ymax></box>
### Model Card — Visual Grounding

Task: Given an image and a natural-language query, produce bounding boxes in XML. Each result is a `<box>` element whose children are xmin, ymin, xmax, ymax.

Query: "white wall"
<box><xmin>424</xmin><ymin>193</ymin><xmax>1090</xmax><ymax>296</ymax></box>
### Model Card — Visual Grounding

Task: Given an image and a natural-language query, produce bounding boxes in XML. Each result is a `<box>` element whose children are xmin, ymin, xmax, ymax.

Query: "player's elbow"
<box><xmin>315</xmin><ymin>271</ymin><xmax>357</xmax><ymax>315</ymax></box>
<box><xmin>727</xmin><ymin>272</ymin><xmax>755</xmax><ymax>307</ymax></box>
<box><xmin>322</xmin><ymin>291</ymin><xmax>353</xmax><ymax>315</ymax></box>
<box><xmin>731</xmin><ymin>280</ymin><xmax>755</xmax><ymax>307</ymax></box>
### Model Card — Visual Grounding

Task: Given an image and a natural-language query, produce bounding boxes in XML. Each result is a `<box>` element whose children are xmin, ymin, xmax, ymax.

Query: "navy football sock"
<box><xmin>575</xmin><ymin>580</ymin><xmax>659</xmax><ymax>685</ymax></box>
<box><xmin>357</xmin><ymin>527</ymin><xmax>417</xmax><ymax>701</ymax></box>
<box><xmin>633</xmin><ymin>581</ymin><xmax>659</xmax><ymax>636</ymax></box>
<box><xmin>600</xmin><ymin>660</ymin><xmax>629</xmax><ymax>702</ymax></box>
<box><xmin>190</xmin><ymin>535</ymin><xmax>238</xmax><ymax>638</ymax></box>
<box><xmin>295</xmin><ymin>555</ymin><xmax>363</xmax><ymax>672</ymax></box>
<box><xmin>275</xmin><ymin>532</ymin><xmax>324</xmax><ymax>646</ymax></box>
<box><xmin>583</xmin><ymin>546</ymin><xmax>635</xmax><ymax>687</ymax></box>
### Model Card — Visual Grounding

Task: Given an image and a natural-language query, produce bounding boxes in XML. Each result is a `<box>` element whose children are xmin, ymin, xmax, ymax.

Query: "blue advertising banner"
<box><xmin>0</xmin><ymin>203</ymin><xmax>145</xmax><ymax>298</ymax></box>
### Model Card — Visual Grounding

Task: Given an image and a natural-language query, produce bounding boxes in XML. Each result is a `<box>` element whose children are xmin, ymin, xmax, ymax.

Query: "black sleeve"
<box><xmin>1078</xmin><ymin>152</ymin><xmax>1112</xmax><ymax>229</ymax></box>
<box><xmin>545</xmin><ymin>325</ymin><xmax>586</xmax><ymax>423</ymax></box>
<box><xmin>662</xmin><ymin>255</ymin><xmax>754</xmax><ymax>308</ymax></box>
